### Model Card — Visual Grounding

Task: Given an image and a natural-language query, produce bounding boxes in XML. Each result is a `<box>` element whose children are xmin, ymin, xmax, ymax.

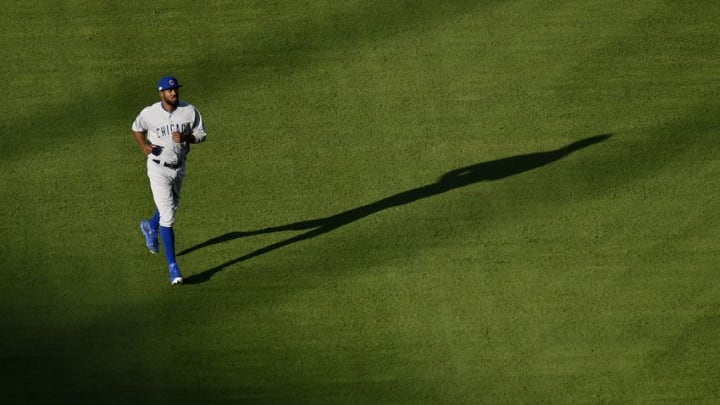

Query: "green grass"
<box><xmin>1</xmin><ymin>0</ymin><xmax>719</xmax><ymax>403</ymax></box>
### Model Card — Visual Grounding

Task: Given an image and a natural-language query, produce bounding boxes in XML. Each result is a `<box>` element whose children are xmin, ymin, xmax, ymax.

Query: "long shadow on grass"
<box><xmin>183</xmin><ymin>134</ymin><xmax>611</xmax><ymax>284</ymax></box>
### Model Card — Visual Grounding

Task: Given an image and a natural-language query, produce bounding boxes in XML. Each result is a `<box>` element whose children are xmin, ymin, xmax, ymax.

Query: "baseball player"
<box><xmin>132</xmin><ymin>76</ymin><xmax>207</xmax><ymax>285</ymax></box>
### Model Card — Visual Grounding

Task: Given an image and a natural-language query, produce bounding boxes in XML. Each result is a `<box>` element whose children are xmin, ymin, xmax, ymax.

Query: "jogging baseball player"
<box><xmin>132</xmin><ymin>76</ymin><xmax>207</xmax><ymax>285</ymax></box>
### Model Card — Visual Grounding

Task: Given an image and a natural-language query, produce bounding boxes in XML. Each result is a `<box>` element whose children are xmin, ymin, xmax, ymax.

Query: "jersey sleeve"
<box><xmin>131</xmin><ymin>108</ymin><xmax>148</xmax><ymax>132</ymax></box>
<box><xmin>191</xmin><ymin>107</ymin><xmax>208</xmax><ymax>143</ymax></box>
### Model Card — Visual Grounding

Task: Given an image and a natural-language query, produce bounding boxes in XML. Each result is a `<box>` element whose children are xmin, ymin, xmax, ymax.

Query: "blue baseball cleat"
<box><xmin>169</xmin><ymin>262</ymin><xmax>183</xmax><ymax>285</ymax></box>
<box><xmin>140</xmin><ymin>220</ymin><xmax>159</xmax><ymax>254</ymax></box>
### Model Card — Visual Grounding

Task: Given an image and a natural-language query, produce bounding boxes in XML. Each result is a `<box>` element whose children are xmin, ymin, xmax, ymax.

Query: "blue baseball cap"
<box><xmin>157</xmin><ymin>76</ymin><xmax>182</xmax><ymax>91</ymax></box>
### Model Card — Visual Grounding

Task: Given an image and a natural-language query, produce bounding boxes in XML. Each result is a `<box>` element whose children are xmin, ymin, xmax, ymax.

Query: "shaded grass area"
<box><xmin>1</xmin><ymin>0</ymin><xmax>719</xmax><ymax>403</ymax></box>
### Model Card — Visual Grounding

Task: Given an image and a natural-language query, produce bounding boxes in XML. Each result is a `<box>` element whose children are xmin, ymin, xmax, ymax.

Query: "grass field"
<box><xmin>1</xmin><ymin>1</ymin><xmax>719</xmax><ymax>403</ymax></box>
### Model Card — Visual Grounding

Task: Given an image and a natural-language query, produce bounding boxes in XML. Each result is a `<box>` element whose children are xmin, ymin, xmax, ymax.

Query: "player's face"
<box><xmin>160</xmin><ymin>88</ymin><xmax>180</xmax><ymax>108</ymax></box>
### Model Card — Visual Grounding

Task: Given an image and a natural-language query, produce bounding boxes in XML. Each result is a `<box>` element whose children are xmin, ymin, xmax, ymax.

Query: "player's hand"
<box><xmin>142</xmin><ymin>143</ymin><xmax>160</xmax><ymax>156</ymax></box>
<box><xmin>172</xmin><ymin>131</ymin><xmax>184</xmax><ymax>143</ymax></box>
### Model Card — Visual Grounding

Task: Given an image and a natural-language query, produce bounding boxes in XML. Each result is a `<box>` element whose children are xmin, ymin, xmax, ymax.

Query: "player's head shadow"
<box><xmin>183</xmin><ymin>133</ymin><xmax>611</xmax><ymax>284</ymax></box>
<box><xmin>438</xmin><ymin>134</ymin><xmax>611</xmax><ymax>188</ymax></box>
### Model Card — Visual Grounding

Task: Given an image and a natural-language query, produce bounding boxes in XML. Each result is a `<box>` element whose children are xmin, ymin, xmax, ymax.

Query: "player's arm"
<box><xmin>174</xmin><ymin>108</ymin><xmax>207</xmax><ymax>144</ymax></box>
<box><xmin>191</xmin><ymin>109</ymin><xmax>208</xmax><ymax>143</ymax></box>
<box><xmin>133</xmin><ymin>131</ymin><xmax>157</xmax><ymax>156</ymax></box>
<box><xmin>132</xmin><ymin>112</ymin><xmax>159</xmax><ymax>155</ymax></box>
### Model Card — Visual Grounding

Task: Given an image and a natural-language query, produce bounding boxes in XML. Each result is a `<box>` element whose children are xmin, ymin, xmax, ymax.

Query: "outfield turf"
<box><xmin>1</xmin><ymin>1</ymin><xmax>719</xmax><ymax>403</ymax></box>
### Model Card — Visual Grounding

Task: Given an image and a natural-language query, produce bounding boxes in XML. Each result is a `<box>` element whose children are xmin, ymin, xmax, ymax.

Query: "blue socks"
<box><xmin>159</xmin><ymin>225</ymin><xmax>177</xmax><ymax>265</ymax></box>
<box><xmin>148</xmin><ymin>211</ymin><xmax>176</xmax><ymax>266</ymax></box>
<box><xmin>149</xmin><ymin>210</ymin><xmax>160</xmax><ymax>231</ymax></box>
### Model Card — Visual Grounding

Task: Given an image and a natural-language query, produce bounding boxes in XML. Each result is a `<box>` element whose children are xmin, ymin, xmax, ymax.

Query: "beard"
<box><xmin>162</xmin><ymin>92</ymin><xmax>179</xmax><ymax>108</ymax></box>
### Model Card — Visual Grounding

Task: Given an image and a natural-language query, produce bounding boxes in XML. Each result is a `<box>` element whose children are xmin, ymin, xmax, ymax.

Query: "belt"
<box><xmin>152</xmin><ymin>159</ymin><xmax>183</xmax><ymax>169</ymax></box>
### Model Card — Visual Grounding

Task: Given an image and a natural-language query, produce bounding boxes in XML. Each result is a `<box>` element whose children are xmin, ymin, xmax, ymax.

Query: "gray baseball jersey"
<box><xmin>132</xmin><ymin>101</ymin><xmax>207</xmax><ymax>166</ymax></box>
